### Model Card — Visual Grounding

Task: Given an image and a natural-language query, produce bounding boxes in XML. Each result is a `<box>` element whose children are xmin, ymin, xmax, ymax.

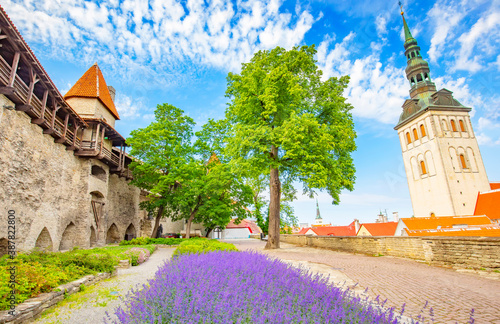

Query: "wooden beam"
<box><xmin>55</xmin><ymin>113</ymin><xmax>70</xmax><ymax>143</ymax></box>
<box><xmin>0</xmin><ymin>86</ymin><xmax>15</xmax><ymax>95</ymax></box>
<box><xmin>99</xmin><ymin>126</ymin><xmax>105</xmax><ymax>156</ymax></box>
<box><xmin>25</xmin><ymin>67</ymin><xmax>40</xmax><ymax>105</ymax></box>
<box><xmin>43</xmin><ymin>101</ymin><xmax>60</xmax><ymax>134</ymax></box>
<box><xmin>0</xmin><ymin>35</ymin><xmax>7</xmax><ymax>40</ymax></box>
<box><xmin>32</xmin><ymin>89</ymin><xmax>49</xmax><ymax>125</ymax></box>
<box><xmin>8</xmin><ymin>51</ymin><xmax>20</xmax><ymax>87</ymax></box>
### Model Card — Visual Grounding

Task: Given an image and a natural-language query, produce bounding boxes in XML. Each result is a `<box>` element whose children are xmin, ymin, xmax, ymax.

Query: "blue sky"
<box><xmin>3</xmin><ymin>0</ymin><xmax>499</xmax><ymax>226</ymax></box>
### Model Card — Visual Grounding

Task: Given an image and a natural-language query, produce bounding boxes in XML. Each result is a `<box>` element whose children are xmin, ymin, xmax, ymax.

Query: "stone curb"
<box><xmin>0</xmin><ymin>271</ymin><xmax>116</xmax><ymax>324</ymax></box>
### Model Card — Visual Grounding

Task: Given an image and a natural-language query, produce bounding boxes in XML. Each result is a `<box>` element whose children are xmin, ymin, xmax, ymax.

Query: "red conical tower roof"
<box><xmin>64</xmin><ymin>63</ymin><xmax>120</xmax><ymax>120</ymax></box>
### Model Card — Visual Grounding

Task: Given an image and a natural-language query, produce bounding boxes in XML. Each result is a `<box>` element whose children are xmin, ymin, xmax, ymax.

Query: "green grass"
<box><xmin>0</xmin><ymin>245</ymin><xmax>155</xmax><ymax>310</ymax></box>
<box><xmin>119</xmin><ymin>237</ymin><xmax>185</xmax><ymax>246</ymax></box>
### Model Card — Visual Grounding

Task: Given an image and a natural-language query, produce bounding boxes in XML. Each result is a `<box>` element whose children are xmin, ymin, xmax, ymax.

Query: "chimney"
<box><xmin>354</xmin><ymin>219</ymin><xmax>360</xmax><ymax>233</ymax></box>
<box><xmin>108</xmin><ymin>86</ymin><xmax>116</xmax><ymax>102</ymax></box>
<box><xmin>393</xmin><ymin>212</ymin><xmax>399</xmax><ymax>222</ymax></box>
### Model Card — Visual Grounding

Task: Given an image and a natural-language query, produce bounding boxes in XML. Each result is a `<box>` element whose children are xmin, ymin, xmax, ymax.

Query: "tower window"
<box><xmin>406</xmin><ymin>132</ymin><xmax>412</xmax><ymax>144</ymax></box>
<box><xmin>451</xmin><ymin>120</ymin><xmax>457</xmax><ymax>132</ymax></box>
<box><xmin>417</xmin><ymin>51</ymin><xmax>420</xmax><ymax>56</ymax></box>
<box><xmin>459</xmin><ymin>154</ymin><xmax>467</xmax><ymax>169</ymax></box>
<box><xmin>416</xmin><ymin>74</ymin><xmax>423</xmax><ymax>82</ymax></box>
<box><xmin>413</xmin><ymin>128</ymin><xmax>419</xmax><ymax>140</ymax></box>
<box><xmin>424</xmin><ymin>73</ymin><xmax>429</xmax><ymax>81</ymax></box>
<box><xmin>442</xmin><ymin>119</ymin><xmax>448</xmax><ymax>131</ymax></box>
<box><xmin>420</xmin><ymin>160</ymin><xmax>427</xmax><ymax>175</ymax></box>
<box><xmin>411</xmin><ymin>52</ymin><xmax>416</xmax><ymax>58</ymax></box>
<box><xmin>459</xmin><ymin>120</ymin><xmax>465</xmax><ymax>132</ymax></box>
<box><xmin>407</xmin><ymin>54</ymin><xmax>411</xmax><ymax>60</ymax></box>
<box><xmin>420</xmin><ymin>124</ymin><xmax>426</xmax><ymax>137</ymax></box>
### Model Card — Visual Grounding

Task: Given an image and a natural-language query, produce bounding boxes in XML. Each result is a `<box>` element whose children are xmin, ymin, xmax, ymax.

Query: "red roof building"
<box><xmin>474</xmin><ymin>189</ymin><xmax>500</xmax><ymax>224</ymax></box>
<box><xmin>357</xmin><ymin>222</ymin><xmax>398</xmax><ymax>236</ymax></box>
<box><xmin>226</xmin><ymin>219</ymin><xmax>262</xmax><ymax>234</ymax></box>
<box><xmin>305</xmin><ymin>221</ymin><xmax>357</xmax><ymax>236</ymax></box>
<box><xmin>64</xmin><ymin>63</ymin><xmax>120</xmax><ymax>120</ymax></box>
<box><xmin>394</xmin><ymin>215</ymin><xmax>496</xmax><ymax>237</ymax></box>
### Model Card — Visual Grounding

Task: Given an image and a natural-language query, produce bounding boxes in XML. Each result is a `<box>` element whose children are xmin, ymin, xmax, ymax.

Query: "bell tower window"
<box><xmin>416</xmin><ymin>74</ymin><xmax>423</xmax><ymax>82</ymax></box>
<box><xmin>420</xmin><ymin>160</ymin><xmax>427</xmax><ymax>175</ymax></box>
<box><xmin>459</xmin><ymin>154</ymin><xmax>467</xmax><ymax>169</ymax></box>
<box><xmin>459</xmin><ymin>120</ymin><xmax>465</xmax><ymax>132</ymax></box>
<box><xmin>420</xmin><ymin>124</ymin><xmax>426</xmax><ymax>137</ymax></box>
<box><xmin>406</xmin><ymin>132</ymin><xmax>412</xmax><ymax>144</ymax></box>
<box><xmin>413</xmin><ymin>128</ymin><xmax>419</xmax><ymax>140</ymax></box>
<box><xmin>451</xmin><ymin>120</ymin><xmax>457</xmax><ymax>132</ymax></box>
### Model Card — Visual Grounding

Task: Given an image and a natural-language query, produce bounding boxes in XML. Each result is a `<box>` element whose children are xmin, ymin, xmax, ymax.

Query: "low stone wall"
<box><xmin>281</xmin><ymin>235</ymin><xmax>500</xmax><ymax>270</ymax></box>
<box><xmin>0</xmin><ymin>272</ymin><xmax>115</xmax><ymax>324</ymax></box>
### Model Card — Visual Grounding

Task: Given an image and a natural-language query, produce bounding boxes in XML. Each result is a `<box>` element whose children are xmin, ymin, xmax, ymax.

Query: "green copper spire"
<box><xmin>315</xmin><ymin>198</ymin><xmax>321</xmax><ymax>219</ymax></box>
<box><xmin>402</xmin><ymin>12</ymin><xmax>413</xmax><ymax>41</ymax></box>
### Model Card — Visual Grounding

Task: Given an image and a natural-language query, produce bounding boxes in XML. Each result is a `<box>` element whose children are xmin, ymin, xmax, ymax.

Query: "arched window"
<box><xmin>420</xmin><ymin>160</ymin><xmax>427</xmax><ymax>175</ymax></box>
<box><xmin>420</xmin><ymin>124</ymin><xmax>426</xmax><ymax>137</ymax></box>
<box><xmin>459</xmin><ymin>154</ymin><xmax>467</xmax><ymax>169</ymax></box>
<box><xmin>451</xmin><ymin>120</ymin><xmax>457</xmax><ymax>132</ymax></box>
<box><xmin>442</xmin><ymin>119</ymin><xmax>448</xmax><ymax>131</ymax></box>
<box><xmin>406</xmin><ymin>132</ymin><xmax>412</xmax><ymax>144</ymax></box>
<box><xmin>459</xmin><ymin>120</ymin><xmax>465</xmax><ymax>132</ymax></box>
<box><xmin>430</xmin><ymin>213</ymin><xmax>436</xmax><ymax>217</ymax></box>
<box><xmin>413</xmin><ymin>128</ymin><xmax>419</xmax><ymax>140</ymax></box>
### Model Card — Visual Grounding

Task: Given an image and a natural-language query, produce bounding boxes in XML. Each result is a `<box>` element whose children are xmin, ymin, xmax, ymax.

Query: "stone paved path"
<box><xmin>228</xmin><ymin>239</ymin><xmax>500</xmax><ymax>324</ymax></box>
<box><xmin>32</xmin><ymin>247</ymin><xmax>174</xmax><ymax>324</ymax></box>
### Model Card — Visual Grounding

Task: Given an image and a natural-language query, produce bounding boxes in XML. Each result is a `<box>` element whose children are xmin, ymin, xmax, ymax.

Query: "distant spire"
<box><xmin>315</xmin><ymin>198</ymin><xmax>321</xmax><ymax>219</ymax></box>
<box><xmin>399</xmin><ymin>2</ymin><xmax>414</xmax><ymax>41</ymax></box>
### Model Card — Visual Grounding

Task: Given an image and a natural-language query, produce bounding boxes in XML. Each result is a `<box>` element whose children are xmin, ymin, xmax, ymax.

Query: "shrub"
<box><xmin>124</xmin><ymin>247</ymin><xmax>151</xmax><ymax>266</ymax></box>
<box><xmin>172</xmin><ymin>238</ymin><xmax>238</xmax><ymax>257</ymax></box>
<box><xmin>110</xmin><ymin>251</ymin><xmax>400</xmax><ymax>323</ymax></box>
<box><xmin>119</xmin><ymin>237</ymin><xmax>184</xmax><ymax>246</ymax></box>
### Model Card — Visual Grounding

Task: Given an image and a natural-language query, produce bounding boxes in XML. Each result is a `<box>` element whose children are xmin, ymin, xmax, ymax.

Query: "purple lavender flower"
<box><xmin>110</xmin><ymin>251</ymin><xmax>399</xmax><ymax>323</ymax></box>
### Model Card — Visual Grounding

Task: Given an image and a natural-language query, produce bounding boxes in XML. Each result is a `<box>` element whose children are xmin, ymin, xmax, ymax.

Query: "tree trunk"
<box><xmin>150</xmin><ymin>206</ymin><xmax>164</xmax><ymax>238</ymax></box>
<box><xmin>185</xmin><ymin>212</ymin><xmax>195</xmax><ymax>239</ymax></box>
<box><xmin>205</xmin><ymin>227</ymin><xmax>213</xmax><ymax>238</ymax></box>
<box><xmin>265</xmin><ymin>145</ymin><xmax>281</xmax><ymax>249</ymax></box>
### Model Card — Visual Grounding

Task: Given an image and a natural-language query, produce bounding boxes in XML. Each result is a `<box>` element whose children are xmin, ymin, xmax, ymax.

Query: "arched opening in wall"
<box><xmin>413</xmin><ymin>128</ymin><xmax>419</xmax><ymax>140</ymax></box>
<box><xmin>459</xmin><ymin>120</ymin><xmax>466</xmax><ymax>132</ymax></box>
<box><xmin>459</xmin><ymin>154</ymin><xmax>468</xmax><ymax>169</ymax></box>
<box><xmin>430</xmin><ymin>213</ymin><xmax>436</xmax><ymax>217</ymax></box>
<box><xmin>411</xmin><ymin>52</ymin><xmax>416</xmax><ymax>58</ymax></box>
<box><xmin>124</xmin><ymin>224</ymin><xmax>136</xmax><ymax>241</ymax></box>
<box><xmin>442</xmin><ymin>120</ymin><xmax>448</xmax><ymax>131</ymax></box>
<box><xmin>424</xmin><ymin>72</ymin><xmax>429</xmax><ymax>81</ymax></box>
<box><xmin>416</xmin><ymin>74</ymin><xmax>423</xmax><ymax>82</ymax></box>
<box><xmin>106</xmin><ymin>223</ymin><xmax>120</xmax><ymax>244</ymax></box>
<box><xmin>420</xmin><ymin>124</ymin><xmax>426</xmax><ymax>137</ymax></box>
<box><xmin>406</xmin><ymin>132</ymin><xmax>412</xmax><ymax>144</ymax></box>
<box><xmin>91</xmin><ymin>165</ymin><xmax>107</xmax><ymax>181</ymax></box>
<box><xmin>420</xmin><ymin>160</ymin><xmax>427</xmax><ymax>175</ymax></box>
<box><xmin>451</xmin><ymin>119</ymin><xmax>457</xmax><ymax>132</ymax></box>
<box><xmin>90</xmin><ymin>226</ymin><xmax>97</xmax><ymax>247</ymax></box>
<box><xmin>35</xmin><ymin>227</ymin><xmax>53</xmax><ymax>251</ymax></box>
<box><xmin>59</xmin><ymin>222</ymin><xmax>77</xmax><ymax>251</ymax></box>
<box><xmin>0</xmin><ymin>238</ymin><xmax>8</xmax><ymax>257</ymax></box>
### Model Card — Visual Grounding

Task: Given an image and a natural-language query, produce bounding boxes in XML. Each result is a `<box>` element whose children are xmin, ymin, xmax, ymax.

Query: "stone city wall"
<box><xmin>280</xmin><ymin>234</ymin><xmax>500</xmax><ymax>270</ymax></box>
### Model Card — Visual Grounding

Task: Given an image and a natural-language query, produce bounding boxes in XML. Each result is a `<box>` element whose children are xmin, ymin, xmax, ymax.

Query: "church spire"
<box><xmin>399</xmin><ymin>3</ymin><xmax>436</xmax><ymax>99</ymax></box>
<box><xmin>315</xmin><ymin>198</ymin><xmax>321</xmax><ymax>220</ymax></box>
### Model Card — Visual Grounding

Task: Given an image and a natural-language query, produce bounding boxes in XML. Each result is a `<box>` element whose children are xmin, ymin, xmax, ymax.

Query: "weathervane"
<box><xmin>399</xmin><ymin>1</ymin><xmax>404</xmax><ymax>15</ymax></box>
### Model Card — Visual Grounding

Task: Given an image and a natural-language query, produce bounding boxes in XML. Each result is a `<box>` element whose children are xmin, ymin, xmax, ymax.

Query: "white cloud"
<box><xmin>2</xmin><ymin>0</ymin><xmax>316</xmax><ymax>81</ymax></box>
<box><xmin>454</xmin><ymin>11</ymin><xmax>500</xmax><ymax>72</ymax></box>
<box><xmin>317</xmin><ymin>33</ymin><xmax>408</xmax><ymax>124</ymax></box>
<box><xmin>427</xmin><ymin>2</ymin><xmax>464</xmax><ymax>63</ymax></box>
<box><xmin>115</xmin><ymin>93</ymin><xmax>143</xmax><ymax>119</ymax></box>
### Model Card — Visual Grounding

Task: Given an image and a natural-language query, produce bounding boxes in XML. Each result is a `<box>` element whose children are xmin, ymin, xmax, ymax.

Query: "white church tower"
<box><xmin>394</xmin><ymin>8</ymin><xmax>490</xmax><ymax>217</ymax></box>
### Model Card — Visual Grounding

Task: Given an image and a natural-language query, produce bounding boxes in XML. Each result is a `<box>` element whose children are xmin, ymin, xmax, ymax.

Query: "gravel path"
<box><xmin>33</xmin><ymin>247</ymin><xmax>174</xmax><ymax>324</ymax></box>
<box><xmin>228</xmin><ymin>239</ymin><xmax>500</xmax><ymax>324</ymax></box>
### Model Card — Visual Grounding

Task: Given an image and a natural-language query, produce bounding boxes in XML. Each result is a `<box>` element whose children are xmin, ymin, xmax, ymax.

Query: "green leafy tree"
<box><xmin>127</xmin><ymin>104</ymin><xmax>195</xmax><ymax>238</ymax></box>
<box><xmin>225</xmin><ymin>45</ymin><xmax>356</xmax><ymax>249</ymax></box>
<box><xmin>128</xmin><ymin>108</ymin><xmax>252</xmax><ymax>239</ymax></box>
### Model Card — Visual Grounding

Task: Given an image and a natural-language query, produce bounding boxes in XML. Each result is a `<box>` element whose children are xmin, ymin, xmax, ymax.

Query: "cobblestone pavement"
<box><xmin>228</xmin><ymin>239</ymin><xmax>500</xmax><ymax>324</ymax></box>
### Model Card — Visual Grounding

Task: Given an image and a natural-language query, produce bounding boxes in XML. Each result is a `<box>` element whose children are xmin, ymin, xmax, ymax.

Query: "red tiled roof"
<box><xmin>64</xmin><ymin>63</ymin><xmax>120</xmax><ymax>120</ymax></box>
<box><xmin>490</xmin><ymin>182</ymin><xmax>500</xmax><ymax>190</ymax></box>
<box><xmin>226</xmin><ymin>219</ymin><xmax>262</xmax><ymax>234</ymax></box>
<box><xmin>310</xmin><ymin>223</ymin><xmax>357</xmax><ymax>236</ymax></box>
<box><xmin>360</xmin><ymin>222</ymin><xmax>398</xmax><ymax>236</ymax></box>
<box><xmin>405</xmin><ymin>226</ymin><xmax>500</xmax><ymax>237</ymax></box>
<box><xmin>474</xmin><ymin>190</ymin><xmax>500</xmax><ymax>221</ymax></box>
<box><xmin>401</xmin><ymin>215</ymin><xmax>492</xmax><ymax>230</ymax></box>
<box><xmin>297</xmin><ymin>227</ymin><xmax>310</xmax><ymax>235</ymax></box>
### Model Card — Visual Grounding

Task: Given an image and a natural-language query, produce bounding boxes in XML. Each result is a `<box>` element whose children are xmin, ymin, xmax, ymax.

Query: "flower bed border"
<box><xmin>0</xmin><ymin>270</ymin><xmax>116</xmax><ymax>324</ymax></box>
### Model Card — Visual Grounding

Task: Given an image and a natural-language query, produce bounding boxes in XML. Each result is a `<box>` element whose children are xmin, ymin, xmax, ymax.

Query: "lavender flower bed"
<box><xmin>110</xmin><ymin>251</ymin><xmax>401</xmax><ymax>323</ymax></box>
